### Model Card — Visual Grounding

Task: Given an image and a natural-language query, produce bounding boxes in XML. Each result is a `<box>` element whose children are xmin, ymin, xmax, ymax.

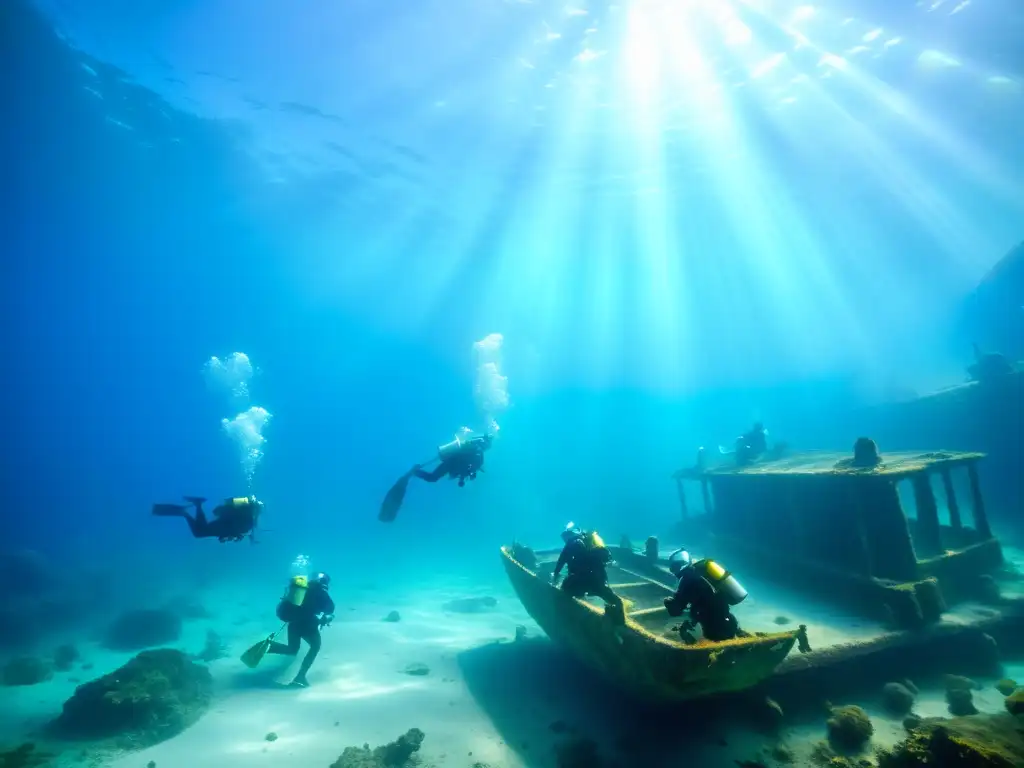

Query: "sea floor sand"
<box><xmin>2</xmin><ymin>564</ymin><xmax>1022</xmax><ymax>768</ymax></box>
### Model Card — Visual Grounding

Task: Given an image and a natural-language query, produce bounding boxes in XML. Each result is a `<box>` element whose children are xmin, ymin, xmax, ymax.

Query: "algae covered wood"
<box><xmin>674</xmin><ymin>450</ymin><xmax>986</xmax><ymax>480</ymax></box>
<box><xmin>500</xmin><ymin>548</ymin><xmax>801</xmax><ymax>702</ymax></box>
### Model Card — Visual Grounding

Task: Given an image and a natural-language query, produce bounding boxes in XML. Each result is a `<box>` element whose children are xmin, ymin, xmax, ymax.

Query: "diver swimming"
<box><xmin>152</xmin><ymin>495</ymin><xmax>263</xmax><ymax>542</ymax></box>
<box><xmin>378</xmin><ymin>431</ymin><xmax>494</xmax><ymax>522</ymax></box>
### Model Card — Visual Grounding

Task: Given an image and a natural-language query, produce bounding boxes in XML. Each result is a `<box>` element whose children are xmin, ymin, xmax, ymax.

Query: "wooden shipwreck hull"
<box><xmin>500</xmin><ymin>547</ymin><xmax>803</xmax><ymax>702</ymax></box>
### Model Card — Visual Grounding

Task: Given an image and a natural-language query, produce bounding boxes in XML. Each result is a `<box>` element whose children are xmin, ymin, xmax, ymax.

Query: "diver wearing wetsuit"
<box><xmin>151</xmin><ymin>496</ymin><xmax>262</xmax><ymax>542</ymax></box>
<box><xmin>412</xmin><ymin>434</ymin><xmax>492</xmax><ymax>487</ymax></box>
<box><xmin>551</xmin><ymin>523</ymin><xmax>624</xmax><ymax>621</ymax></box>
<box><xmin>268</xmin><ymin>572</ymin><xmax>335</xmax><ymax>688</ymax></box>
<box><xmin>664</xmin><ymin>550</ymin><xmax>744</xmax><ymax>642</ymax></box>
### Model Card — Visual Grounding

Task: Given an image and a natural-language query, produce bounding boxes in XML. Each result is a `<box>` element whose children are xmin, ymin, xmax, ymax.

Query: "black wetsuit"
<box><xmin>553</xmin><ymin>535</ymin><xmax>622</xmax><ymax>611</ymax></box>
<box><xmin>414</xmin><ymin>439</ymin><xmax>488</xmax><ymax>485</ymax></box>
<box><xmin>664</xmin><ymin>567</ymin><xmax>739</xmax><ymax>641</ymax></box>
<box><xmin>155</xmin><ymin>500</ymin><xmax>256</xmax><ymax>542</ymax></box>
<box><xmin>268</xmin><ymin>585</ymin><xmax>335</xmax><ymax>683</ymax></box>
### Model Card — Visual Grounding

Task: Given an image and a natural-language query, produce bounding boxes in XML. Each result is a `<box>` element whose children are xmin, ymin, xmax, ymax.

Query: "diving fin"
<box><xmin>378</xmin><ymin>471</ymin><xmax>413</xmax><ymax>523</ymax></box>
<box><xmin>152</xmin><ymin>503</ymin><xmax>188</xmax><ymax>517</ymax></box>
<box><xmin>240</xmin><ymin>635</ymin><xmax>273</xmax><ymax>669</ymax></box>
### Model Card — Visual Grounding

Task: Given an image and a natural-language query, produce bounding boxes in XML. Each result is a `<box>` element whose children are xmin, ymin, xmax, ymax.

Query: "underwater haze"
<box><xmin>2</xmin><ymin>0</ymin><xmax>1024</xmax><ymax>766</ymax></box>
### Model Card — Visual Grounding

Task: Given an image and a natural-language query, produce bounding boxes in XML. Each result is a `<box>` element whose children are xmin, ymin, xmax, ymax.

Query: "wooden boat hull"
<box><xmin>501</xmin><ymin>547</ymin><xmax>801</xmax><ymax>702</ymax></box>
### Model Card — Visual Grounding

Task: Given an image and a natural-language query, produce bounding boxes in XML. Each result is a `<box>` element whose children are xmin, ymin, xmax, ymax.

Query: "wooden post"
<box><xmin>675</xmin><ymin>477</ymin><xmax>689</xmax><ymax>519</ymax></box>
<box><xmin>940</xmin><ymin>468</ymin><xmax>962</xmax><ymax>530</ymax></box>
<box><xmin>967</xmin><ymin>462</ymin><xmax>993</xmax><ymax>539</ymax></box>
<box><xmin>700</xmin><ymin>478</ymin><xmax>713</xmax><ymax>515</ymax></box>
<box><xmin>911</xmin><ymin>473</ymin><xmax>943</xmax><ymax>556</ymax></box>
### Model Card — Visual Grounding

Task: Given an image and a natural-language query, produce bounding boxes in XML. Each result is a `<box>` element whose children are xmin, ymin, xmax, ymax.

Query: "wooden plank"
<box><xmin>674</xmin><ymin>450</ymin><xmax>985</xmax><ymax>480</ymax></box>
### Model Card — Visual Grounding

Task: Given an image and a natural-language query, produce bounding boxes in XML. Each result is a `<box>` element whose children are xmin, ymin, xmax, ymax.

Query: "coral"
<box><xmin>383</xmin><ymin>611</ymin><xmax>401</xmax><ymax>623</ymax></box>
<box><xmin>826</xmin><ymin>705</ymin><xmax>874</xmax><ymax>752</ymax></box>
<box><xmin>2</xmin><ymin>657</ymin><xmax>52</xmax><ymax>687</ymax></box>
<box><xmin>441</xmin><ymin>596</ymin><xmax>497</xmax><ymax>613</ymax></box>
<box><xmin>0</xmin><ymin>743</ymin><xmax>51</xmax><ymax>768</ymax></box>
<box><xmin>903</xmin><ymin>715</ymin><xmax>922</xmax><ymax>731</ymax></box>
<box><xmin>402</xmin><ymin>663</ymin><xmax>429</xmax><ymax>676</ymax></box>
<box><xmin>1005</xmin><ymin>689</ymin><xmax>1024</xmax><ymax>715</ymax></box>
<box><xmin>946</xmin><ymin>689</ymin><xmax>978</xmax><ymax>717</ymax></box>
<box><xmin>52</xmin><ymin>648</ymin><xmax>212</xmax><ymax>748</ymax></box>
<box><xmin>877</xmin><ymin>713</ymin><xmax>1024</xmax><ymax>767</ymax></box>
<box><xmin>103</xmin><ymin>609</ymin><xmax>182</xmax><ymax>651</ymax></box>
<box><xmin>329</xmin><ymin>728</ymin><xmax>425</xmax><ymax>768</ymax></box>
<box><xmin>995</xmin><ymin>679</ymin><xmax>1017</xmax><ymax>697</ymax></box>
<box><xmin>52</xmin><ymin>644</ymin><xmax>79</xmax><ymax>672</ymax></box>
<box><xmin>193</xmin><ymin>630</ymin><xmax>227</xmax><ymax>663</ymax></box>
<box><xmin>882</xmin><ymin>682</ymin><xmax>916</xmax><ymax>716</ymax></box>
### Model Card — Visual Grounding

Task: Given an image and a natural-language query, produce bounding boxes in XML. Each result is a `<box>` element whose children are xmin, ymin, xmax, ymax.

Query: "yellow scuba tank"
<box><xmin>582</xmin><ymin>531</ymin><xmax>611</xmax><ymax>564</ymax></box>
<box><xmin>227</xmin><ymin>496</ymin><xmax>253</xmax><ymax>509</ymax></box>
<box><xmin>284</xmin><ymin>575</ymin><xmax>308</xmax><ymax>606</ymax></box>
<box><xmin>699</xmin><ymin>559</ymin><xmax>747</xmax><ymax>606</ymax></box>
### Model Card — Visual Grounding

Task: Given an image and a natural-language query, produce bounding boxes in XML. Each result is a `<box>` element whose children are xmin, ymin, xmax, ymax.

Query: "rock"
<box><xmin>943</xmin><ymin>675</ymin><xmax>978</xmax><ymax>692</ymax></box>
<box><xmin>0</xmin><ymin>743</ymin><xmax>51</xmax><ymax>767</ymax></box>
<box><xmin>877</xmin><ymin>712</ymin><xmax>1024</xmax><ymax>767</ymax></box>
<box><xmin>882</xmin><ymin>682</ymin><xmax>916</xmax><ymax>716</ymax></box>
<box><xmin>773</xmin><ymin>616</ymin><xmax>791</xmax><ymax>626</ymax></box>
<box><xmin>147</xmin><ymin>761</ymin><xmax>156</xmax><ymax>768</ymax></box>
<box><xmin>52</xmin><ymin>644</ymin><xmax>80</xmax><ymax>672</ymax></box>
<box><xmin>52</xmin><ymin>648</ymin><xmax>212</xmax><ymax>748</ymax></box>
<box><xmin>996</xmin><ymin>679</ymin><xmax>1017</xmax><ymax>697</ymax></box>
<box><xmin>1005</xmin><ymin>689</ymin><xmax>1024</xmax><ymax>715</ymax></box>
<box><xmin>946</xmin><ymin>688</ymin><xmax>978</xmax><ymax>717</ymax></box>
<box><xmin>402</xmin><ymin>663</ymin><xmax>429</xmax><ymax>676</ymax></box>
<box><xmin>2</xmin><ymin>656</ymin><xmax>52</xmax><ymax>687</ymax></box>
<box><xmin>441</xmin><ymin>596</ymin><xmax>497</xmax><ymax>614</ymax></box>
<box><xmin>555</xmin><ymin>737</ymin><xmax>602</xmax><ymax>768</ymax></box>
<box><xmin>383</xmin><ymin>611</ymin><xmax>401</xmax><ymax>623</ymax></box>
<box><xmin>103</xmin><ymin>609</ymin><xmax>182</xmax><ymax>651</ymax></box>
<box><xmin>903</xmin><ymin>714</ymin><xmax>922</xmax><ymax>731</ymax></box>
<box><xmin>265</xmin><ymin>732</ymin><xmax>278</xmax><ymax>742</ymax></box>
<box><xmin>826</xmin><ymin>705</ymin><xmax>874</xmax><ymax>752</ymax></box>
<box><xmin>330</xmin><ymin>728</ymin><xmax>425</xmax><ymax>768</ymax></box>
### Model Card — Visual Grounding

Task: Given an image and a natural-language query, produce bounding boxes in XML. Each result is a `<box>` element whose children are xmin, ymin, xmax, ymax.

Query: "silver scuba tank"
<box><xmin>702</xmin><ymin>560</ymin><xmax>748</xmax><ymax>606</ymax></box>
<box><xmin>438</xmin><ymin>434</ymin><xmax>468</xmax><ymax>460</ymax></box>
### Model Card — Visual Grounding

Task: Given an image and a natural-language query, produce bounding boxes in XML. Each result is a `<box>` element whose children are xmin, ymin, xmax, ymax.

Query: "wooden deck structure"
<box><xmin>672</xmin><ymin>449</ymin><xmax>1003</xmax><ymax>626</ymax></box>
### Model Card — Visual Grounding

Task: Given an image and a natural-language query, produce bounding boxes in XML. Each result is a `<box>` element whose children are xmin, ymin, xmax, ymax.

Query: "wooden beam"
<box><xmin>700</xmin><ymin>477</ymin><xmax>713</xmax><ymax>515</ymax></box>
<box><xmin>940</xmin><ymin>468</ymin><xmax>962</xmax><ymax>530</ymax></box>
<box><xmin>912</xmin><ymin>474</ymin><xmax>943</xmax><ymax>557</ymax></box>
<box><xmin>967</xmin><ymin>462</ymin><xmax>993</xmax><ymax>539</ymax></box>
<box><xmin>675</xmin><ymin>477</ymin><xmax>689</xmax><ymax>519</ymax></box>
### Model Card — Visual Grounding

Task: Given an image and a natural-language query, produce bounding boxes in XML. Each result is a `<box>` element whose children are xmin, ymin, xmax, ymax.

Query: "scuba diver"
<box><xmin>411</xmin><ymin>432</ymin><xmax>493</xmax><ymax>487</ymax></box>
<box><xmin>551</xmin><ymin>523</ymin><xmax>624</xmax><ymax>623</ymax></box>
<box><xmin>379</xmin><ymin>431</ymin><xmax>494</xmax><ymax>522</ymax></box>
<box><xmin>268</xmin><ymin>571</ymin><xmax>335</xmax><ymax>688</ymax></box>
<box><xmin>663</xmin><ymin>549</ymin><xmax>747</xmax><ymax>642</ymax></box>
<box><xmin>152</xmin><ymin>495</ymin><xmax>263</xmax><ymax>542</ymax></box>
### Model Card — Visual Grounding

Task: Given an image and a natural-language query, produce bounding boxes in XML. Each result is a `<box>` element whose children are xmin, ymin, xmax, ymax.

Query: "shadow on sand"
<box><xmin>457</xmin><ymin>637</ymin><xmax>766</xmax><ymax>768</ymax></box>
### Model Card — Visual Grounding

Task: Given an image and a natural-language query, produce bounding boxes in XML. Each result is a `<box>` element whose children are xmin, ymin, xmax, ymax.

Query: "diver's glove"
<box><xmin>318</xmin><ymin>614</ymin><xmax>334</xmax><ymax>628</ymax></box>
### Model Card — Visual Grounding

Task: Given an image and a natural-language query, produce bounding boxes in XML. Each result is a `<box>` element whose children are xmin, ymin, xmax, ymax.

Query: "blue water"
<box><xmin>2</xmin><ymin>0</ymin><xmax>1024</xmax><ymax>764</ymax></box>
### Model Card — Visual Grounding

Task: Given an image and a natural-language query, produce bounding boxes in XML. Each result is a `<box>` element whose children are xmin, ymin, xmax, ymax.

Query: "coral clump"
<box><xmin>103</xmin><ymin>609</ymin><xmax>182</xmax><ymax>651</ymax></box>
<box><xmin>826</xmin><ymin>705</ymin><xmax>874</xmax><ymax>752</ymax></box>
<box><xmin>877</xmin><ymin>712</ymin><xmax>1024</xmax><ymax>767</ymax></box>
<box><xmin>2</xmin><ymin>656</ymin><xmax>52</xmax><ymax>687</ymax></box>
<box><xmin>330</xmin><ymin>728</ymin><xmax>425</xmax><ymax>768</ymax></box>
<box><xmin>52</xmin><ymin>648</ymin><xmax>212</xmax><ymax>748</ymax></box>
<box><xmin>882</xmin><ymin>682</ymin><xmax>916</xmax><ymax>716</ymax></box>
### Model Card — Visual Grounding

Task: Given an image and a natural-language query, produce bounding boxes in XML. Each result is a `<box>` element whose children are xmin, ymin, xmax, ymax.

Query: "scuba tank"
<box><xmin>582</xmin><ymin>531</ymin><xmax>611</xmax><ymax>564</ymax></box>
<box><xmin>227</xmin><ymin>496</ymin><xmax>255</xmax><ymax>509</ymax></box>
<box><xmin>698</xmin><ymin>559</ymin><xmax>748</xmax><ymax>606</ymax></box>
<box><xmin>284</xmin><ymin>575</ymin><xmax>309</xmax><ymax>606</ymax></box>
<box><xmin>438</xmin><ymin>433</ymin><xmax>471</xmax><ymax>460</ymax></box>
